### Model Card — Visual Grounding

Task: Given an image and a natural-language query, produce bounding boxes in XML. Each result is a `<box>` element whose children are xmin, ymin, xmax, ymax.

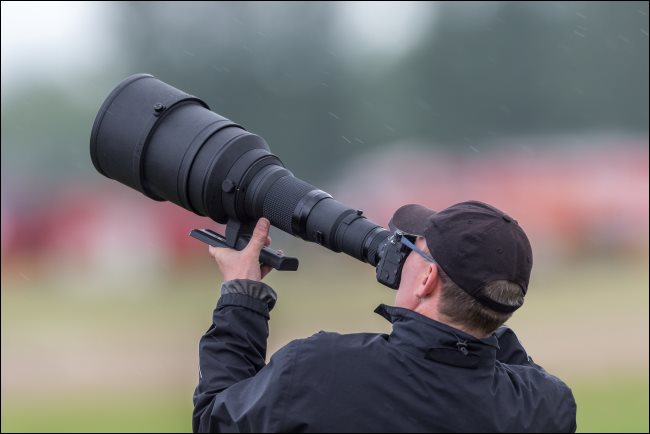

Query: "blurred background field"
<box><xmin>2</xmin><ymin>1</ymin><xmax>648</xmax><ymax>433</ymax></box>
<box><xmin>2</xmin><ymin>254</ymin><xmax>648</xmax><ymax>432</ymax></box>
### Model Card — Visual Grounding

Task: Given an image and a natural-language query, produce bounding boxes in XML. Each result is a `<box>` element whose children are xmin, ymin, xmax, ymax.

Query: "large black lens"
<box><xmin>90</xmin><ymin>74</ymin><xmax>389</xmax><ymax>266</ymax></box>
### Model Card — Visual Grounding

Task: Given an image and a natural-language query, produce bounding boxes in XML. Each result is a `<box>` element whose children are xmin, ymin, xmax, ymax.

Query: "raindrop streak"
<box><xmin>211</xmin><ymin>66</ymin><xmax>231</xmax><ymax>73</ymax></box>
<box><xmin>519</xmin><ymin>145</ymin><xmax>534</xmax><ymax>155</ymax></box>
<box><xmin>641</xmin><ymin>29</ymin><xmax>649</xmax><ymax>37</ymax></box>
<box><xmin>328</xmin><ymin>112</ymin><xmax>340</xmax><ymax>120</ymax></box>
<box><xmin>183</xmin><ymin>49</ymin><xmax>195</xmax><ymax>56</ymax></box>
<box><xmin>469</xmin><ymin>146</ymin><xmax>480</xmax><ymax>153</ymax></box>
<box><xmin>573</xmin><ymin>30</ymin><xmax>585</xmax><ymax>38</ymax></box>
<box><xmin>354</xmin><ymin>137</ymin><xmax>365</xmax><ymax>144</ymax></box>
<box><xmin>341</xmin><ymin>136</ymin><xmax>352</xmax><ymax>144</ymax></box>
<box><xmin>416</xmin><ymin>99</ymin><xmax>431</xmax><ymax>111</ymax></box>
<box><xmin>384</xmin><ymin>124</ymin><xmax>396</xmax><ymax>132</ymax></box>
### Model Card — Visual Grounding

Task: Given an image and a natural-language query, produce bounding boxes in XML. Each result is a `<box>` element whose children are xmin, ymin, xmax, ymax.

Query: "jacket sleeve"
<box><xmin>493</xmin><ymin>325</ymin><xmax>538</xmax><ymax>366</ymax></box>
<box><xmin>192</xmin><ymin>279</ymin><xmax>297</xmax><ymax>433</ymax></box>
<box><xmin>494</xmin><ymin>325</ymin><xmax>577</xmax><ymax>433</ymax></box>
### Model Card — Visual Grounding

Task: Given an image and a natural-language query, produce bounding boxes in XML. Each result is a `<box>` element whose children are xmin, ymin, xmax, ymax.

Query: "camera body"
<box><xmin>376</xmin><ymin>232</ymin><xmax>414</xmax><ymax>289</ymax></box>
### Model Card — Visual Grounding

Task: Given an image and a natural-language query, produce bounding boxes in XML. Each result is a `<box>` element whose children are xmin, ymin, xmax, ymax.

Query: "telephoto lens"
<box><xmin>90</xmin><ymin>74</ymin><xmax>390</xmax><ymax>272</ymax></box>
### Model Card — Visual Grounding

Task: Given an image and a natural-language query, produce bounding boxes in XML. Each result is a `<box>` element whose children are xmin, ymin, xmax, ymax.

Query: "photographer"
<box><xmin>192</xmin><ymin>201</ymin><xmax>577</xmax><ymax>433</ymax></box>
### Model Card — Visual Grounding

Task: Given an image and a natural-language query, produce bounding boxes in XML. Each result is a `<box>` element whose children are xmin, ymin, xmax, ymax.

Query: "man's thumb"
<box><xmin>247</xmin><ymin>218</ymin><xmax>270</xmax><ymax>252</ymax></box>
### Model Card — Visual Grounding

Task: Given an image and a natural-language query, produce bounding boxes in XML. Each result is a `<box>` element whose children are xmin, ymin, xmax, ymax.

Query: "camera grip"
<box><xmin>190</xmin><ymin>229</ymin><xmax>299</xmax><ymax>271</ymax></box>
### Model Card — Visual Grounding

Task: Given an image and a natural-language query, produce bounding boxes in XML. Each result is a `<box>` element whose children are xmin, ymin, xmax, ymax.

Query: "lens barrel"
<box><xmin>90</xmin><ymin>74</ymin><xmax>389</xmax><ymax>265</ymax></box>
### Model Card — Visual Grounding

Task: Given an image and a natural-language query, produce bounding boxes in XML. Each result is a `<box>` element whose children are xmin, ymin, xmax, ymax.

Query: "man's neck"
<box><xmin>414</xmin><ymin>306</ymin><xmax>487</xmax><ymax>339</ymax></box>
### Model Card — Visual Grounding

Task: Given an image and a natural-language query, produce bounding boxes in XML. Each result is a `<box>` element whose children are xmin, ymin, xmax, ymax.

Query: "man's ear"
<box><xmin>416</xmin><ymin>264</ymin><xmax>439</xmax><ymax>298</ymax></box>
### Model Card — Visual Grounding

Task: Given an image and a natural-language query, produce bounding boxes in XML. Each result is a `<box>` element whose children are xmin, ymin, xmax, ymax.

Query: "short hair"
<box><xmin>437</xmin><ymin>267</ymin><xmax>524</xmax><ymax>335</ymax></box>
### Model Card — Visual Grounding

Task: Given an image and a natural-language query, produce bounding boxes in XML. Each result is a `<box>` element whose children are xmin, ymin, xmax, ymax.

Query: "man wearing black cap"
<box><xmin>193</xmin><ymin>201</ymin><xmax>577</xmax><ymax>433</ymax></box>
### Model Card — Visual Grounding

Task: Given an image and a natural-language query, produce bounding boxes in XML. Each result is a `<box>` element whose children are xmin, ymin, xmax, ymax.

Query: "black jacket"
<box><xmin>193</xmin><ymin>280</ymin><xmax>577</xmax><ymax>433</ymax></box>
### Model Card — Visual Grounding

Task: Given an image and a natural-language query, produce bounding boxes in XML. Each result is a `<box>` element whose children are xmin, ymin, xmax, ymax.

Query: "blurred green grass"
<box><xmin>2</xmin><ymin>392</ymin><xmax>192</xmax><ymax>433</ymax></box>
<box><xmin>2</xmin><ymin>376</ymin><xmax>647</xmax><ymax>433</ymax></box>
<box><xmin>573</xmin><ymin>376</ymin><xmax>649</xmax><ymax>433</ymax></box>
<box><xmin>2</xmin><ymin>252</ymin><xmax>648</xmax><ymax>432</ymax></box>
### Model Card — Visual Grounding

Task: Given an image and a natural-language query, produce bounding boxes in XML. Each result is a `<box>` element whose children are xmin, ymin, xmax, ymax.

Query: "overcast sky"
<box><xmin>1</xmin><ymin>1</ymin><xmax>438</xmax><ymax>98</ymax></box>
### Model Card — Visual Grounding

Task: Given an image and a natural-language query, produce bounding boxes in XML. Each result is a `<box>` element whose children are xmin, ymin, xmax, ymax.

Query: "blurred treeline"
<box><xmin>2</xmin><ymin>1</ymin><xmax>648</xmax><ymax>185</ymax></box>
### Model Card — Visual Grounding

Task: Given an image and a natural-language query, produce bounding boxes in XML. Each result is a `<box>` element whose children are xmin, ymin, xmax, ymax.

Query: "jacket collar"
<box><xmin>374</xmin><ymin>304</ymin><xmax>499</xmax><ymax>369</ymax></box>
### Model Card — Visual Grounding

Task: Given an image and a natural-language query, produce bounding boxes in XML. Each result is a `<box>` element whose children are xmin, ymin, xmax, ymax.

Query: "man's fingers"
<box><xmin>245</xmin><ymin>218</ymin><xmax>271</xmax><ymax>253</ymax></box>
<box><xmin>208</xmin><ymin>245</ymin><xmax>230</xmax><ymax>259</ymax></box>
<box><xmin>208</xmin><ymin>245</ymin><xmax>222</xmax><ymax>257</ymax></box>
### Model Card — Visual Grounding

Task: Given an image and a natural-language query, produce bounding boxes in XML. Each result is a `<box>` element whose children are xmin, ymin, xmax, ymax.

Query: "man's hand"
<box><xmin>208</xmin><ymin>218</ymin><xmax>279</xmax><ymax>282</ymax></box>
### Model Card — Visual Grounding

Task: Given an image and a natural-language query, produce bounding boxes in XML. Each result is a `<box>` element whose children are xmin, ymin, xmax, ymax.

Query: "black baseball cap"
<box><xmin>389</xmin><ymin>200</ymin><xmax>532</xmax><ymax>313</ymax></box>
